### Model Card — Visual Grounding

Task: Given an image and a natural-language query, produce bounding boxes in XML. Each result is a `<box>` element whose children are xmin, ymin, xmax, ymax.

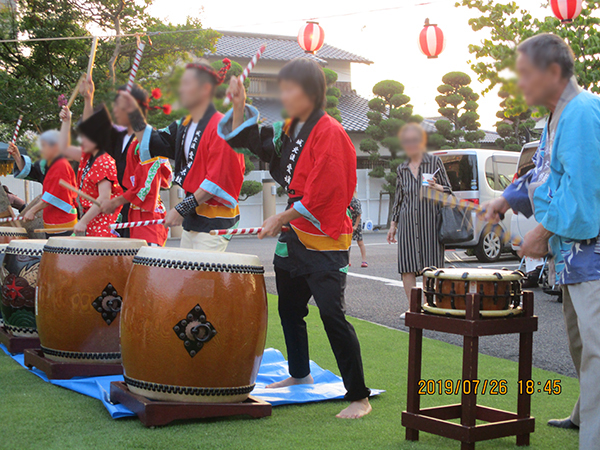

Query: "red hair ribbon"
<box><xmin>185</xmin><ymin>58</ymin><xmax>231</xmax><ymax>86</ymax></box>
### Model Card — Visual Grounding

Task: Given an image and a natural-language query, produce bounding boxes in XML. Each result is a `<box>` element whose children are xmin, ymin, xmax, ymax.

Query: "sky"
<box><xmin>148</xmin><ymin>0</ymin><xmax>557</xmax><ymax>130</ymax></box>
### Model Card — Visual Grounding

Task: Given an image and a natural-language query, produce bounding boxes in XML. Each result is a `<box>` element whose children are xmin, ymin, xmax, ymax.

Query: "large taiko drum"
<box><xmin>423</xmin><ymin>267</ymin><xmax>524</xmax><ymax>313</ymax></box>
<box><xmin>36</xmin><ymin>237</ymin><xmax>147</xmax><ymax>363</ymax></box>
<box><xmin>0</xmin><ymin>226</ymin><xmax>28</xmax><ymax>244</ymax></box>
<box><xmin>0</xmin><ymin>240</ymin><xmax>47</xmax><ymax>336</ymax></box>
<box><xmin>120</xmin><ymin>247</ymin><xmax>268</xmax><ymax>403</ymax></box>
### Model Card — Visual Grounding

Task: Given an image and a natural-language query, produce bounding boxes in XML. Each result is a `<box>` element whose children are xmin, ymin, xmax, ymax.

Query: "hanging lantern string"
<box><xmin>223</xmin><ymin>44</ymin><xmax>266</xmax><ymax>106</ymax></box>
<box><xmin>0</xmin><ymin>0</ymin><xmax>448</xmax><ymax>44</ymax></box>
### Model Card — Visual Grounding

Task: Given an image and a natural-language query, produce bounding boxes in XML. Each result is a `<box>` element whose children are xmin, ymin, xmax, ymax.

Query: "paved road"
<box><xmin>189</xmin><ymin>232</ymin><xmax>574</xmax><ymax>378</ymax></box>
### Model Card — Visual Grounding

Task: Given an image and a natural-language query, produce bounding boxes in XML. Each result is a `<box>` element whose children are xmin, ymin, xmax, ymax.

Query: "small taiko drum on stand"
<box><xmin>422</xmin><ymin>267</ymin><xmax>524</xmax><ymax>317</ymax></box>
<box><xmin>120</xmin><ymin>247</ymin><xmax>268</xmax><ymax>404</ymax></box>
<box><xmin>36</xmin><ymin>237</ymin><xmax>146</xmax><ymax>363</ymax></box>
<box><xmin>0</xmin><ymin>226</ymin><xmax>28</xmax><ymax>244</ymax></box>
<box><xmin>0</xmin><ymin>240</ymin><xmax>46</xmax><ymax>337</ymax></box>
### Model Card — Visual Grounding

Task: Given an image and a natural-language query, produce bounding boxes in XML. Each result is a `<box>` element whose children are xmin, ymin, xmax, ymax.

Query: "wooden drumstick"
<box><xmin>67</xmin><ymin>74</ymin><xmax>86</xmax><ymax>109</ymax></box>
<box><xmin>421</xmin><ymin>187</ymin><xmax>523</xmax><ymax>246</ymax></box>
<box><xmin>87</xmin><ymin>36</ymin><xmax>98</xmax><ymax>77</ymax></box>
<box><xmin>59</xmin><ymin>179</ymin><xmax>102</xmax><ymax>207</ymax></box>
<box><xmin>34</xmin><ymin>227</ymin><xmax>74</xmax><ymax>233</ymax></box>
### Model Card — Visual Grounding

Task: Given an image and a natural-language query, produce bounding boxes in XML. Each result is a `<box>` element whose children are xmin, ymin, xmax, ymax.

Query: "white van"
<box><xmin>433</xmin><ymin>149</ymin><xmax>519</xmax><ymax>262</ymax></box>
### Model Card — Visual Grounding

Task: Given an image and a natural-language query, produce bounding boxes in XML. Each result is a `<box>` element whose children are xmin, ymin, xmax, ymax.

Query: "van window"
<box><xmin>437</xmin><ymin>154</ymin><xmax>478</xmax><ymax>192</ymax></box>
<box><xmin>517</xmin><ymin>145</ymin><xmax>538</xmax><ymax>178</ymax></box>
<box><xmin>485</xmin><ymin>157</ymin><xmax>517</xmax><ymax>191</ymax></box>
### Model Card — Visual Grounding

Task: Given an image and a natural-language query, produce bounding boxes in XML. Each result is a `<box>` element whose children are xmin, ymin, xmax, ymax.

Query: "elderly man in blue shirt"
<box><xmin>484</xmin><ymin>33</ymin><xmax>600</xmax><ymax>449</ymax></box>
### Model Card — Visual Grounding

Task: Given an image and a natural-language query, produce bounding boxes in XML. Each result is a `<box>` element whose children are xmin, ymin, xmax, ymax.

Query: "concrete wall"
<box><xmin>237</xmin><ymin>169</ymin><xmax>390</xmax><ymax>229</ymax></box>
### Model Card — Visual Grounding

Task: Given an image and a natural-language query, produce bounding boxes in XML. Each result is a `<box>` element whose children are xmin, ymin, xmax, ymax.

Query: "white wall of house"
<box><xmin>237</xmin><ymin>169</ymin><xmax>391</xmax><ymax>229</ymax></box>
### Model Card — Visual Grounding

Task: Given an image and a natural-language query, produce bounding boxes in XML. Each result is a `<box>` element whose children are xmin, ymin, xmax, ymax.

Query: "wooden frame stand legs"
<box><xmin>402</xmin><ymin>289</ymin><xmax>537</xmax><ymax>449</ymax></box>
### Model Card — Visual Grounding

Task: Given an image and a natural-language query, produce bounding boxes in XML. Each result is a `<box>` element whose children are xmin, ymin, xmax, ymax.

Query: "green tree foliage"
<box><xmin>431</xmin><ymin>71</ymin><xmax>485</xmax><ymax>148</ymax></box>
<box><xmin>360</xmin><ymin>80</ymin><xmax>421</xmax><ymax>166</ymax></box>
<box><xmin>323</xmin><ymin>68</ymin><xmax>342</xmax><ymax>123</ymax></box>
<box><xmin>360</xmin><ymin>80</ymin><xmax>421</xmax><ymax>201</ymax></box>
<box><xmin>239</xmin><ymin>180</ymin><xmax>262</xmax><ymax>201</ymax></box>
<box><xmin>0</xmin><ymin>0</ymin><xmax>218</xmax><ymax>141</ymax></box>
<box><xmin>457</xmin><ymin>0</ymin><xmax>600</xmax><ymax>147</ymax></box>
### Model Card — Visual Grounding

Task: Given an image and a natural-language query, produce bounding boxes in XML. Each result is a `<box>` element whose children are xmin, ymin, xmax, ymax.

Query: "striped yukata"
<box><xmin>391</xmin><ymin>153</ymin><xmax>451</xmax><ymax>274</ymax></box>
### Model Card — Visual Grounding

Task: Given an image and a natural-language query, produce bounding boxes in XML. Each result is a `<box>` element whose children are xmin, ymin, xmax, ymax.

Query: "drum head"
<box><xmin>6</xmin><ymin>239</ymin><xmax>48</xmax><ymax>253</ymax></box>
<box><xmin>45</xmin><ymin>236</ymin><xmax>147</xmax><ymax>250</ymax></box>
<box><xmin>135</xmin><ymin>246</ymin><xmax>262</xmax><ymax>268</ymax></box>
<box><xmin>0</xmin><ymin>226</ymin><xmax>27</xmax><ymax>236</ymax></box>
<box><xmin>423</xmin><ymin>267</ymin><xmax>523</xmax><ymax>281</ymax></box>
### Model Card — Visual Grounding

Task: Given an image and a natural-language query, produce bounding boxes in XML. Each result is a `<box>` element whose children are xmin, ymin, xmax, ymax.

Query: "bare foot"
<box><xmin>336</xmin><ymin>398</ymin><xmax>372</xmax><ymax>419</ymax></box>
<box><xmin>266</xmin><ymin>374</ymin><xmax>314</xmax><ymax>389</ymax></box>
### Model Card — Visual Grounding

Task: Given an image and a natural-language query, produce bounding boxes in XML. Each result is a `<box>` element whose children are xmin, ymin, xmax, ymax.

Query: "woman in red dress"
<box><xmin>59</xmin><ymin>105</ymin><xmax>123</xmax><ymax>237</ymax></box>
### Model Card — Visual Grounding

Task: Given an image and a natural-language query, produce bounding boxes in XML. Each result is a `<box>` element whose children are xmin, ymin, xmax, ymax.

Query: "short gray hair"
<box><xmin>517</xmin><ymin>33</ymin><xmax>574</xmax><ymax>79</ymax></box>
<box><xmin>39</xmin><ymin>130</ymin><xmax>60</xmax><ymax>146</ymax></box>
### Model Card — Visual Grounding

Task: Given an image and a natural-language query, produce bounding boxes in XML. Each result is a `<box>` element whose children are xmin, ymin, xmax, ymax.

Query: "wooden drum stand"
<box><xmin>402</xmin><ymin>288</ymin><xmax>537</xmax><ymax>449</ymax></box>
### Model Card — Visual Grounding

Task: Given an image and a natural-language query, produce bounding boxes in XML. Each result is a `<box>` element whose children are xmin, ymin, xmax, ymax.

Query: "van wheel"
<box><xmin>475</xmin><ymin>226</ymin><xmax>502</xmax><ymax>263</ymax></box>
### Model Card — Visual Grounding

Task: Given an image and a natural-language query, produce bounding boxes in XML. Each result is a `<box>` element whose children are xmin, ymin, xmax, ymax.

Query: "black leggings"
<box><xmin>275</xmin><ymin>267</ymin><xmax>370</xmax><ymax>401</ymax></box>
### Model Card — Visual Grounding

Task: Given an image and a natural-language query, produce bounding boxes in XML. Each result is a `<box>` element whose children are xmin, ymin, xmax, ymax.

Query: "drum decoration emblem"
<box><xmin>173</xmin><ymin>304</ymin><xmax>217</xmax><ymax>358</ymax></box>
<box><xmin>92</xmin><ymin>283</ymin><xmax>122</xmax><ymax>325</ymax></box>
<box><xmin>1</xmin><ymin>265</ymin><xmax>37</xmax><ymax>309</ymax></box>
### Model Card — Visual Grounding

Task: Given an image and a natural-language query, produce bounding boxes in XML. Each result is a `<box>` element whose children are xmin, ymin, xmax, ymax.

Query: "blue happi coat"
<box><xmin>504</xmin><ymin>78</ymin><xmax>600</xmax><ymax>285</ymax></box>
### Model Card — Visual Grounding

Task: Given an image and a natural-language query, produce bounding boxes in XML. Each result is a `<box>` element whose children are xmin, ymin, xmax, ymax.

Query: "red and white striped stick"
<box><xmin>11</xmin><ymin>115</ymin><xmax>23</xmax><ymax>145</ymax></box>
<box><xmin>223</xmin><ymin>44</ymin><xmax>266</xmax><ymax>106</ymax></box>
<box><xmin>126</xmin><ymin>41</ymin><xmax>145</xmax><ymax>93</ymax></box>
<box><xmin>209</xmin><ymin>225</ymin><xmax>290</xmax><ymax>236</ymax></box>
<box><xmin>0</xmin><ymin>215</ymin><xmax>22</xmax><ymax>224</ymax></box>
<box><xmin>110</xmin><ymin>218</ymin><xmax>165</xmax><ymax>230</ymax></box>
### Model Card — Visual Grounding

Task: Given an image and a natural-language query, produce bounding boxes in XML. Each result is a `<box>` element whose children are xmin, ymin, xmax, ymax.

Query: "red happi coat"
<box><xmin>221</xmin><ymin>108</ymin><xmax>356</xmax><ymax>276</ymax></box>
<box><xmin>122</xmin><ymin>138</ymin><xmax>172</xmax><ymax>246</ymax></box>
<box><xmin>41</xmin><ymin>157</ymin><xmax>78</xmax><ymax>230</ymax></box>
<box><xmin>77</xmin><ymin>152</ymin><xmax>123</xmax><ymax>237</ymax></box>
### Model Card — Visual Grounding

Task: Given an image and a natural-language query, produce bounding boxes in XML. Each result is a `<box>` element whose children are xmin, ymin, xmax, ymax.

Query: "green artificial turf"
<box><xmin>0</xmin><ymin>294</ymin><xmax>580</xmax><ymax>450</ymax></box>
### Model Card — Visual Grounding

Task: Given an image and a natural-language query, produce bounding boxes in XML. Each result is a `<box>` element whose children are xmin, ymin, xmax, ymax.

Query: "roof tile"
<box><xmin>210</xmin><ymin>31</ymin><xmax>373</xmax><ymax>65</ymax></box>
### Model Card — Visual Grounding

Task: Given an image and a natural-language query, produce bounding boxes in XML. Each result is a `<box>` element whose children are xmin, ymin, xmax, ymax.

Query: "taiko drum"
<box><xmin>0</xmin><ymin>240</ymin><xmax>46</xmax><ymax>336</ymax></box>
<box><xmin>0</xmin><ymin>244</ymin><xmax>8</xmax><ymax>324</ymax></box>
<box><xmin>120</xmin><ymin>247</ymin><xmax>268</xmax><ymax>403</ymax></box>
<box><xmin>423</xmin><ymin>267</ymin><xmax>524</xmax><ymax>311</ymax></box>
<box><xmin>36</xmin><ymin>237</ymin><xmax>146</xmax><ymax>363</ymax></box>
<box><xmin>0</xmin><ymin>226</ymin><xmax>28</xmax><ymax>244</ymax></box>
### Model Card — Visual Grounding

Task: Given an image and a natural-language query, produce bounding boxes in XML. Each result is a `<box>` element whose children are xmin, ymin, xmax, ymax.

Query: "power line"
<box><xmin>216</xmin><ymin>0</ymin><xmax>449</xmax><ymax>29</ymax></box>
<box><xmin>0</xmin><ymin>27</ymin><xmax>204</xmax><ymax>44</ymax></box>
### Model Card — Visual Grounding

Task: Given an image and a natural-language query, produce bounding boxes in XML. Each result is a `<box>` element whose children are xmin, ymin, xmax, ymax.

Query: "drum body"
<box><xmin>0</xmin><ymin>244</ymin><xmax>8</xmax><ymax>323</ymax></box>
<box><xmin>423</xmin><ymin>268</ymin><xmax>523</xmax><ymax>311</ymax></box>
<box><xmin>120</xmin><ymin>247</ymin><xmax>268</xmax><ymax>403</ymax></box>
<box><xmin>0</xmin><ymin>240</ymin><xmax>47</xmax><ymax>336</ymax></box>
<box><xmin>0</xmin><ymin>226</ymin><xmax>28</xmax><ymax>244</ymax></box>
<box><xmin>36</xmin><ymin>237</ymin><xmax>146</xmax><ymax>363</ymax></box>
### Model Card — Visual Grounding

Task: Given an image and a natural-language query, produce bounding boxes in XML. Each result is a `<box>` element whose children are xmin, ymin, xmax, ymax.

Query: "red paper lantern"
<box><xmin>298</xmin><ymin>21</ymin><xmax>325</xmax><ymax>54</ymax></box>
<box><xmin>419</xmin><ymin>19</ymin><xmax>445</xmax><ymax>59</ymax></box>
<box><xmin>551</xmin><ymin>0</ymin><xmax>582</xmax><ymax>23</ymax></box>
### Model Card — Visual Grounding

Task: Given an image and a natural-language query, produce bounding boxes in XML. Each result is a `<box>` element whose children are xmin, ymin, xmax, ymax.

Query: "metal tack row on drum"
<box><xmin>1</xmin><ymin>236</ymin><xmax>269</xmax><ymax>406</ymax></box>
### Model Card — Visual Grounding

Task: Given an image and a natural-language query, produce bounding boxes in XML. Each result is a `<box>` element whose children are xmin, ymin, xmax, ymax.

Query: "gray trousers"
<box><xmin>563</xmin><ymin>280</ymin><xmax>600</xmax><ymax>449</ymax></box>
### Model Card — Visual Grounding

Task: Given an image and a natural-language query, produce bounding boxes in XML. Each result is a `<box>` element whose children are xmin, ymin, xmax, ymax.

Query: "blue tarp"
<box><xmin>1</xmin><ymin>345</ymin><xmax>383</xmax><ymax>418</ymax></box>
